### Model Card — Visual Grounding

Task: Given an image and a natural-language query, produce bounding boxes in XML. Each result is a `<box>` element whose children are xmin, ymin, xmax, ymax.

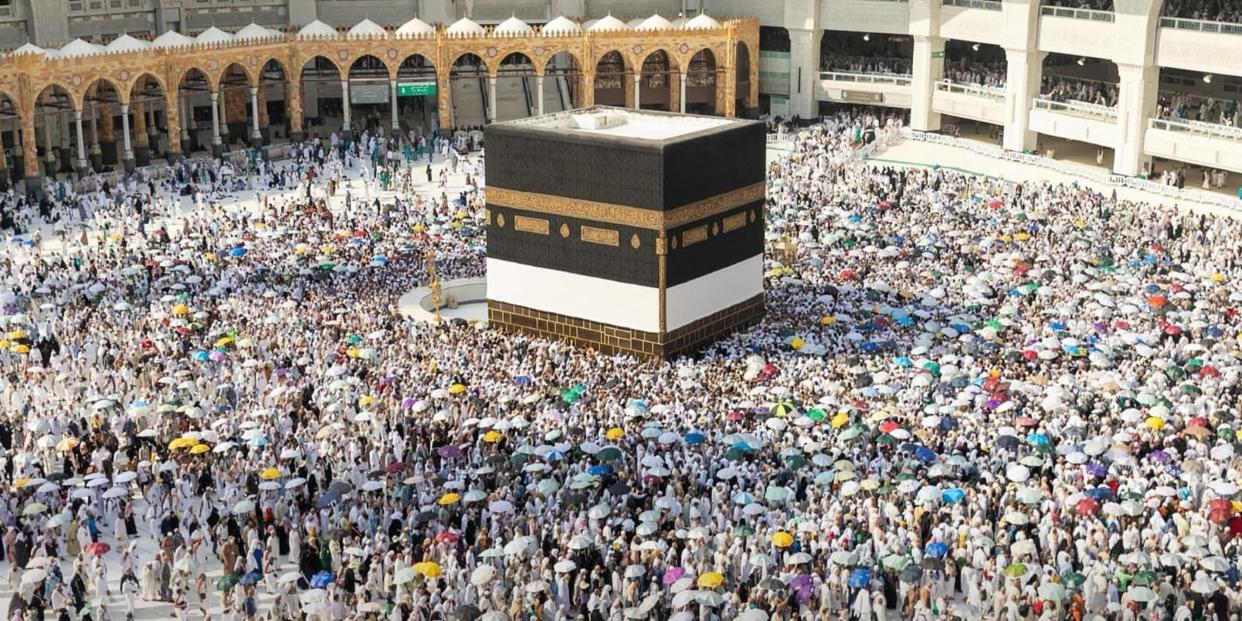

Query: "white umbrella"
<box><xmin>102</xmin><ymin>488</ymin><xmax>128</xmax><ymax>500</ymax></box>
<box><xmin>470</xmin><ymin>565</ymin><xmax>496</xmax><ymax>586</ymax></box>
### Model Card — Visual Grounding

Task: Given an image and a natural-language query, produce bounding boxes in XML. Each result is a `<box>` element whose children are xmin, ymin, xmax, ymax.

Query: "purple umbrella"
<box><xmin>789</xmin><ymin>574</ymin><xmax>815</xmax><ymax>604</ymax></box>
<box><xmin>1147</xmin><ymin>450</ymin><xmax>1171</xmax><ymax>463</ymax></box>
<box><xmin>401</xmin><ymin>398</ymin><xmax>416</xmax><ymax>409</ymax></box>
<box><xmin>437</xmin><ymin>445</ymin><xmax>463</xmax><ymax>458</ymax></box>
<box><xmin>662</xmin><ymin>567</ymin><xmax>685</xmax><ymax>584</ymax></box>
<box><xmin>1085</xmin><ymin>463</ymin><xmax>1108</xmax><ymax>477</ymax></box>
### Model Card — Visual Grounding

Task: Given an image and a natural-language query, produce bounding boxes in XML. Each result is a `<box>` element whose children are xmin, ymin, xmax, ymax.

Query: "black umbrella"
<box><xmin>920</xmin><ymin>557</ymin><xmax>945</xmax><ymax>572</ymax></box>
<box><xmin>900</xmin><ymin>565</ymin><xmax>923</xmax><ymax>583</ymax></box>
<box><xmin>996</xmin><ymin>435</ymin><xmax>1020</xmax><ymax>451</ymax></box>
<box><xmin>607</xmin><ymin>482</ymin><xmax>629</xmax><ymax>496</ymax></box>
<box><xmin>328</xmin><ymin>481</ymin><xmax>353</xmax><ymax>495</ymax></box>
<box><xmin>414</xmin><ymin>511</ymin><xmax>438</xmax><ymax>524</ymax></box>
<box><xmin>453</xmin><ymin>604</ymin><xmax>481</xmax><ymax>620</ymax></box>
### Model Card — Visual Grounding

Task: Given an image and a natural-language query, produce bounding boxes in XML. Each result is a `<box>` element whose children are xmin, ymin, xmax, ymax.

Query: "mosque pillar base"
<box><xmin>289</xmin><ymin>130</ymin><xmax>305</xmax><ymax>143</ymax></box>
<box><xmin>122</xmin><ymin>157</ymin><xmax>136</xmax><ymax>174</ymax></box>
<box><xmin>23</xmin><ymin>175</ymin><xmax>43</xmax><ymax>198</ymax></box>
<box><xmin>134</xmin><ymin>147</ymin><xmax>151</xmax><ymax>167</ymax></box>
<box><xmin>165</xmin><ymin>152</ymin><xmax>184</xmax><ymax>165</ymax></box>
<box><xmin>212</xmin><ymin>143</ymin><xmax>225</xmax><ymax>158</ymax></box>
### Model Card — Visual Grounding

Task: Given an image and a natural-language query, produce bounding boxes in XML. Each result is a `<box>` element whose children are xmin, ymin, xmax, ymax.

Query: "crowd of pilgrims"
<box><xmin>0</xmin><ymin>110</ymin><xmax>1238</xmax><ymax>621</ymax></box>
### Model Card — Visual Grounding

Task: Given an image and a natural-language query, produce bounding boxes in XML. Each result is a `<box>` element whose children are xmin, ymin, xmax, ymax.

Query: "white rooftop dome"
<box><xmin>683</xmin><ymin>13</ymin><xmax>722</xmax><ymax>30</ymax></box>
<box><xmin>348</xmin><ymin>18</ymin><xmax>388</xmax><ymax>39</ymax></box>
<box><xmin>588</xmin><ymin>15</ymin><xmax>629</xmax><ymax>32</ymax></box>
<box><xmin>395</xmin><ymin>17</ymin><xmax>435</xmax><ymax>37</ymax></box>
<box><xmin>11</xmin><ymin>42</ymin><xmax>46</xmax><ymax>56</ymax></box>
<box><xmin>297</xmin><ymin>19</ymin><xmax>338</xmax><ymax>39</ymax></box>
<box><xmin>234</xmin><ymin>23</ymin><xmax>280</xmax><ymax>41</ymax></box>
<box><xmin>494</xmin><ymin>15</ymin><xmax>533</xmax><ymax>37</ymax></box>
<box><xmin>196</xmin><ymin>27</ymin><xmax>234</xmax><ymax>44</ymax></box>
<box><xmin>635</xmin><ymin>14</ymin><xmax>674</xmax><ymax>31</ymax></box>
<box><xmin>446</xmin><ymin>17</ymin><xmax>486</xmax><ymax>37</ymax></box>
<box><xmin>626</xmin><ymin>18</ymin><xmax>645</xmax><ymax>29</ymax></box>
<box><xmin>542</xmin><ymin>16</ymin><xmax>581</xmax><ymax>36</ymax></box>
<box><xmin>151</xmin><ymin>30</ymin><xmax>194</xmax><ymax>49</ymax></box>
<box><xmin>105</xmin><ymin>34</ymin><xmax>149</xmax><ymax>53</ymax></box>
<box><xmin>58</xmin><ymin>38</ymin><xmax>104</xmax><ymax>58</ymax></box>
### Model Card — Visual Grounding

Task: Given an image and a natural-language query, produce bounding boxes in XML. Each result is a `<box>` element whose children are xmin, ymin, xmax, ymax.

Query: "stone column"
<box><xmin>581</xmin><ymin>74</ymin><xmax>595</xmax><ymax>108</ymax></box>
<box><xmin>249</xmin><ymin>87</ymin><xmax>262</xmax><ymax>145</ymax></box>
<box><xmin>633</xmin><ymin>74</ymin><xmax>642</xmax><ymax>110</ymax></box>
<box><xmin>0</xmin><ymin>125</ymin><xmax>7</xmax><ymax>177</ymax></box>
<box><xmin>910</xmin><ymin>36</ymin><xmax>945</xmax><ymax>132</ymax></box>
<box><xmin>1002</xmin><ymin>48</ymin><xmax>1043</xmax><ymax>153</ymax></box>
<box><xmin>165</xmin><ymin>92</ymin><xmax>183</xmax><ymax>163</ymax></box>
<box><xmin>787</xmin><ymin>28</ymin><xmax>820</xmax><ymax>120</ymax></box>
<box><xmin>390</xmin><ymin>79</ymin><xmax>400</xmax><ymax>133</ymax></box>
<box><xmin>1114</xmin><ymin>62</ymin><xmax>1157</xmax><ymax>177</ymax></box>
<box><xmin>180</xmin><ymin>93</ymin><xmax>191</xmax><ymax>152</ymax></box>
<box><xmin>145</xmin><ymin>105</ymin><xmax>158</xmax><ymax>154</ymax></box>
<box><xmin>120</xmin><ymin>102</ymin><xmax>135</xmax><ymax>172</ymax></box>
<box><xmin>218</xmin><ymin>91</ymin><xmax>230</xmax><ymax>142</ymax></box>
<box><xmin>210</xmin><ymin>91</ymin><xmax>223</xmax><ymax>157</ymax></box>
<box><xmin>257</xmin><ymin>86</ymin><xmax>269</xmax><ymax>128</ymax></box>
<box><xmin>536</xmin><ymin>75</ymin><xmax>544</xmax><ymax>116</ymax></box>
<box><xmin>286</xmin><ymin>78</ymin><xmax>304</xmax><ymax>142</ymax></box>
<box><xmin>21</xmin><ymin>112</ymin><xmax>41</xmax><ymax>195</ymax></box>
<box><xmin>41</xmin><ymin>112</ymin><xmax>57</xmax><ymax>172</ymax></box>
<box><xmin>678</xmin><ymin>72</ymin><xmax>687</xmax><ymax>114</ymax></box>
<box><xmin>487</xmin><ymin>75</ymin><xmax>497</xmax><ymax>123</ymax></box>
<box><xmin>73</xmin><ymin>109</ymin><xmax>87</xmax><ymax>173</ymax></box>
<box><xmin>89</xmin><ymin>105</ymin><xmax>102</xmax><ymax>169</ymax></box>
<box><xmin>132</xmin><ymin>100</ymin><xmax>150</xmax><ymax>166</ymax></box>
<box><xmin>341</xmin><ymin>79</ymin><xmax>352</xmax><ymax>132</ymax></box>
<box><xmin>436</xmin><ymin>69</ymin><xmax>452</xmax><ymax>132</ymax></box>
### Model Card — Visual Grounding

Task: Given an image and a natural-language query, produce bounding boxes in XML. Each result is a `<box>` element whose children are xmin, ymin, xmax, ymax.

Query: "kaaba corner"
<box><xmin>484</xmin><ymin>106</ymin><xmax>767</xmax><ymax>359</ymax></box>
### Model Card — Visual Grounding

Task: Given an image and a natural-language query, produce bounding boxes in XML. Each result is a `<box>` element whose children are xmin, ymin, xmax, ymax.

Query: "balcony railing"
<box><xmin>943</xmin><ymin>0</ymin><xmax>1002</xmax><ymax>10</ymax></box>
<box><xmin>1040</xmin><ymin>5</ymin><xmax>1116</xmax><ymax>22</ymax></box>
<box><xmin>819</xmin><ymin>71</ymin><xmax>912</xmax><ymax>86</ymax></box>
<box><xmin>936</xmin><ymin>80</ymin><xmax>1005</xmax><ymax>100</ymax></box>
<box><xmin>1150</xmin><ymin>117</ymin><xmax>1242</xmax><ymax>142</ymax></box>
<box><xmin>1159</xmin><ymin>16</ymin><xmax>1242</xmax><ymax>35</ymax></box>
<box><xmin>1033</xmin><ymin>97</ymin><xmax>1118</xmax><ymax>121</ymax></box>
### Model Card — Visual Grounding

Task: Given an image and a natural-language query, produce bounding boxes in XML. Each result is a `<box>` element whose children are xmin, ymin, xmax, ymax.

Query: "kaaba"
<box><xmin>485</xmin><ymin>107</ymin><xmax>766</xmax><ymax>358</ymax></box>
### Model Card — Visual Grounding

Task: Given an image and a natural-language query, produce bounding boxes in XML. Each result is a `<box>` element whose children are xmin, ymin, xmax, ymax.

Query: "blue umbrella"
<box><xmin>1026</xmin><ymin>433</ymin><xmax>1050</xmax><ymax>446</ymax></box>
<box><xmin>938</xmin><ymin>417</ymin><xmax>957</xmax><ymax>432</ymax></box>
<box><xmin>732</xmin><ymin>442</ymin><xmax>752</xmax><ymax>453</ymax></box>
<box><xmin>924</xmin><ymin>542</ymin><xmax>949</xmax><ymax>558</ymax></box>
<box><xmin>513</xmin><ymin>375</ymin><xmax>532</xmax><ymax>386</ymax></box>
<box><xmin>316</xmin><ymin>491</ymin><xmax>340</xmax><ymax>508</ymax></box>
<box><xmin>732</xmin><ymin>492</ymin><xmax>754</xmax><ymax>505</ymax></box>
<box><xmin>191</xmin><ymin>351</ymin><xmax>210</xmax><ymax>362</ymax></box>
<box><xmin>896</xmin><ymin>316</ymin><xmax>915</xmax><ymax>327</ymax></box>
<box><xmin>239</xmin><ymin>570</ymin><xmax>263</xmax><ymax>586</ymax></box>
<box><xmin>588</xmin><ymin>465</ymin><xmax>612</xmax><ymax>476</ymax></box>
<box><xmin>685</xmin><ymin>432</ymin><xmax>706</xmax><ymax>445</ymax></box>
<box><xmin>1085</xmin><ymin>463</ymin><xmax>1108</xmax><ymax>477</ymax></box>
<box><xmin>894</xmin><ymin>356</ymin><xmax>913</xmax><ymax>367</ymax></box>
<box><xmin>229</xmin><ymin>247</ymin><xmax>247</xmax><ymax>258</ymax></box>
<box><xmin>310</xmin><ymin>571</ymin><xmax>335</xmax><ymax>589</ymax></box>
<box><xmin>546</xmin><ymin>450</ymin><xmax>565</xmax><ymax>461</ymax></box>
<box><xmin>860</xmin><ymin>342</ymin><xmax>879</xmax><ymax>353</ymax></box>
<box><xmin>941</xmin><ymin>488</ymin><xmax>966</xmax><ymax>504</ymax></box>
<box><xmin>914</xmin><ymin>446</ymin><xmax>937</xmax><ymax>463</ymax></box>
<box><xmin>1084</xmin><ymin>487</ymin><xmax>1114</xmax><ymax>500</ymax></box>
<box><xmin>247</xmin><ymin>436</ymin><xmax>270</xmax><ymax>447</ymax></box>
<box><xmin>847</xmin><ymin>568</ymin><xmax>871</xmax><ymax>588</ymax></box>
<box><xmin>370</xmin><ymin>255</ymin><xmax>388</xmax><ymax>265</ymax></box>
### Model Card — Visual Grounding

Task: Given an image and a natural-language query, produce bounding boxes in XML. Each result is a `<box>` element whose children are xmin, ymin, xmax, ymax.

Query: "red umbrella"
<box><xmin>1199</xmin><ymin>366</ymin><xmax>1220</xmax><ymax>378</ymax></box>
<box><xmin>1208</xmin><ymin>499</ymin><xmax>1231</xmax><ymax>524</ymax></box>
<box><xmin>879</xmin><ymin>422</ymin><xmax>901</xmax><ymax>434</ymax></box>
<box><xmin>1075</xmin><ymin>498</ymin><xmax>1100</xmax><ymax>517</ymax></box>
<box><xmin>1022</xmin><ymin>350</ymin><xmax>1038</xmax><ymax>361</ymax></box>
<box><xmin>85</xmin><ymin>542</ymin><xmax>111</xmax><ymax>555</ymax></box>
<box><xmin>1015</xmin><ymin>417</ymin><xmax>1037</xmax><ymax>427</ymax></box>
<box><xmin>435</xmin><ymin>531</ymin><xmax>460</xmax><ymax>544</ymax></box>
<box><xmin>726</xmin><ymin>411</ymin><xmax>744</xmax><ymax>422</ymax></box>
<box><xmin>386</xmin><ymin>462</ymin><xmax>405</xmax><ymax>474</ymax></box>
<box><xmin>839</xmin><ymin>269</ymin><xmax>857</xmax><ymax>280</ymax></box>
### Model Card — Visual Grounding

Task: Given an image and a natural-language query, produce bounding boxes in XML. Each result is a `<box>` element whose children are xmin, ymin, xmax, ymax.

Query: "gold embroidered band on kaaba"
<box><xmin>486</xmin><ymin>182</ymin><xmax>766</xmax><ymax>231</ymax></box>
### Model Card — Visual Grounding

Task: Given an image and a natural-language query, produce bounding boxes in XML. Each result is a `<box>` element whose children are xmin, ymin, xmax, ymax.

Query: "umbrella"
<box><xmin>470</xmin><ymin>565</ymin><xmax>496</xmax><ymax>585</ymax></box>
<box><xmin>697</xmin><ymin>572</ymin><xmax>724</xmax><ymax>588</ymax></box>
<box><xmin>847</xmin><ymin>568</ymin><xmax>871</xmax><ymax>588</ymax></box>
<box><xmin>453</xmin><ymin>605</ymin><xmax>482</xmax><ymax>620</ymax></box>
<box><xmin>215</xmin><ymin>574</ymin><xmax>240</xmax><ymax>591</ymax></box>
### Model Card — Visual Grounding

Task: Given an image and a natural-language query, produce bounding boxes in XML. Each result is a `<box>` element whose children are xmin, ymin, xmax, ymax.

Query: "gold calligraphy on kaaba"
<box><xmin>513</xmin><ymin>215</ymin><xmax>550</xmax><ymax>235</ymax></box>
<box><xmin>722</xmin><ymin>212</ymin><xmax>748</xmax><ymax>233</ymax></box>
<box><xmin>681</xmin><ymin>226</ymin><xmax>709</xmax><ymax>247</ymax></box>
<box><xmin>581</xmin><ymin>226</ymin><xmax>620</xmax><ymax>246</ymax></box>
<box><xmin>486</xmin><ymin>183</ymin><xmax>765</xmax><ymax>231</ymax></box>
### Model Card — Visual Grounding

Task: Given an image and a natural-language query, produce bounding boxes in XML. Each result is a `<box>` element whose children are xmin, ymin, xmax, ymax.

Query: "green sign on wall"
<box><xmin>397</xmin><ymin>82</ymin><xmax>437</xmax><ymax>97</ymax></box>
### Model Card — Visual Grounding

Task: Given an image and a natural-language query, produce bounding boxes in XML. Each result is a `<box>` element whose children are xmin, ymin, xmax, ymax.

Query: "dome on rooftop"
<box><xmin>635</xmin><ymin>14</ymin><xmax>673</xmax><ymax>31</ymax></box>
<box><xmin>588</xmin><ymin>15</ymin><xmax>628</xmax><ymax>32</ymax></box>
<box><xmin>684</xmin><ymin>13</ymin><xmax>722</xmax><ymax>30</ymax></box>
<box><xmin>348</xmin><ymin>18</ymin><xmax>388</xmax><ymax>39</ymax></box>
<box><xmin>542</xmin><ymin>16</ymin><xmax>582</xmax><ymax>36</ymax></box>
<box><xmin>58</xmin><ymin>38</ymin><xmax>104</xmax><ymax>58</ymax></box>
<box><xmin>196</xmin><ymin>27</ymin><xmax>234</xmax><ymax>44</ymax></box>
<box><xmin>105</xmin><ymin>34</ymin><xmax>149</xmax><ymax>53</ymax></box>
<box><xmin>151</xmin><ymin>30</ymin><xmax>194</xmax><ymax>49</ymax></box>
<box><xmin>297</xmin><ymin>20</ymin><xmax>338</xmax><ymax>39</ymax></box>
<box><xmin>395</xmin><ymin>17</ymin><xmax>435</xmax><ymax>37</ymax></box>
<box><xmin>446</xmin><ymin>17</ymin><xmax>486</xmax><ymax>37</ymax></box>
<box><xmin>494</xmin><ymin>15</ymin><xmax>533</xmax><ymax>37</ymax></box>
<box><xmin>234</xmin><ymin>23</ymin><xmax>280</xmax><ymax>41</ymax></box>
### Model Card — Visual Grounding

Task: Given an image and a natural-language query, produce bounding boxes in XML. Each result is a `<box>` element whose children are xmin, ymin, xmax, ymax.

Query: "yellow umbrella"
<box><xmin>1015</xmin><ymin>232</ymin><xmax>1031</xmax><ymax>241</ymax></box>
<box><xmin>172</xmin><ymin>304</ymin><xmax>189</xmax><ymax>316</ymax></box>
<box><xmin>482</xmin><ymin>430</ymin><xmax>503</xmax><ymax>443</ymax></box>
<box><xmin>789</xmin><ymin>337</ymin><xmax>805</xmax><ymax>350</ymax></box>
<box><xmin>359</xmin><ymin>395</ymin><xmax>377</xmax><ymax>407</ymax></box>
<box><xmin>697</xmin><ymin>572</ymin><xmax>724</xmax><ymax>589</ymax></box>
<box><xmin>605</xmin><ymin>427</ymin><xmax>624</xmax><ymax>441</ymax></box>
<box><xmin>190</xmin><ymin>444</ymin><xmax>210</xmax><ymax>455</ymax></box>
<box><xmin>214</xmin><ymin>335</ymin><xmax>235</xmax><ymax>348</ymax></box>
<box><xmin>13</xmin><ymin>477</ymin><xmax>31</xmax><ymax>489</ymax></box>
<box><xmin>169</xmin><ymin>437</ymin><xmax>195</xmax><ymax>450</ymax></box>
<box><xmin>1146</xmin><ymin>417</ymin><xmax>1166</xmax><ymax>431</ymax></box>
<box><xmin>7</xmin><ymin>329</ymin><xmax>27</xmax><ymax>340</ymax></box>
<box><xmin>412</xmin><ymin>224</ymin><xmax>426</xmax><ymax>233</ymax></box>
<box><xmin>830</xmin><ymin>413</ymin><xmax>850</xmax><ymax>429</ymax></box>
<box><xmin>315</xmin><ymin>426</ymin><xmax>334</xmax><ymax>439</ymax></box>
<box><xmin>259</xmin><ymin>468</ymin><xmax>282</xmax><ymax>480</ymax></box>
<box><xmin>0</xmin><ymin>339</ymin><xmax>9</xmax><ymax>349</ymax></box>
<box><xmin>346</xmin><ymin>347</ymin><xmax>361</xmax><ymax>358</ymax></box>
<box><xmin>236</xmin><ymin>338</ymin><xmax>254</xmax><ymax>349</ymax></box>
<box><xmin>437</xmin><ymin>492</ymin><xmax>460</xmax><ymax>506</ymax></box>
<box><xmin>1211</xmin><ymin>273</ymin><xmax>1226</xmax><ymax>283</ymax></box>
<box><xmin>448</xmin><ymin>384</ymin><xmax>467</xmax><ymax>395</ymax></box>
<box><xmin>414</xmin><ymin>562</ymin><xmax>441</xmax><ymax>578</ymax></box>
<box><xmin>55</xmin><ymin>437</ymin><xmax>80</xmax><ymax>452</ymax></box>
<box><xmin>320</xmin><ymin>244</ymin><xmax>335</xmax><ymax>255</ymax></box>
<box><xmin>770</xmin><ymin>531</ymin><xmax>794</xmax><ymax>548</ymax></box>
<box><xmin>12</xmin><ymin>344</ymin><xmax>29</xmax><ymax>354</ymax></box>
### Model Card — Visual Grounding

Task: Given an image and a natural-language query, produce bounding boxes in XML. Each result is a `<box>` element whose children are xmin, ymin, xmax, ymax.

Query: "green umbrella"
<box><xmin>1061</xmin><ymin>572</ymin><xmax>1086</xmax><ymax>589</ymax></box>
<box><xmin>764</xmin><ymin>486</ymin><xmax>792</xmax><ymax>502</ymax></box>
<box><xmin>881</xmin><ymin>555</ymin><xmax>909</xmax><ymax>570</ymax></box>
<box><xmin>783</xmin><ymin>454</ymin><xmax>807</xmax><ymax>470</ymax></box>
<box><xmin>725</xmin><ymin>447</ymin><xmax>748</xmax><ymax>461</ymax></box>
<box><xmin>508</xmin><ymin>453</ymin><xmax>529</xmax><ymax>466</ymax></box>
<box><xmin>771</xmin><ymin>401</ymin><xmax>797</xmax><ymax>417</ymax></box>
<box><xmin>216</xmin><ymin>574</ymin><xmax>240</xmax><ymax>591</ymax></box>
<box><xmin>921</xmin><ymin>361</ymin><xmax>941</xmax><ymax>376</ymax></box>
<box><xmin>1131</xmin><ymin>571</ymin><xmax>1157</xmax><ymax>587</ymax></box>
<box><xmin>875</xmin><ymin>433</ymin><xmax>896</xmax><ymax>445</ymax></box>
<box><xmin>317</xmin><ymin>262</ymin><xmax>336</xmax><ymax>271</ymax></box>
<box><xmin>345</xmin><ymin>335</ymin><xmax>363</xmax><ymax>345</ymax></box>
<box><xmin>561</xmin><ymin>389</ymin><xmax>581</xmax><ymax>404</ymax></box>
<box><xmin>806</xmin><ymin>408</ymin><xmax>827</xmax><ymax>422</ymax></box>
<box><xmin>1181</xmin><ymin>383</ymin><xmax>1202</xmax><ymax>395</ymax></box>
<box><xmin>596</xmin><ymin>447</ymin><xmax>623</xmax><ymax>462</ymax></box>
<box><xmin>839</xmin><ymin>426</ymin><xmax>864</xmax><ymax>441</ymax></box>
<box><xmin>1004</xmin><ymin>563</ymin><xmax>1027</xmax><ymax>578</ymax></box>
<box><xmin>732</xmin><ymin>525</ymin><xmax>754</xmax><ymax>536</ymax></box>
